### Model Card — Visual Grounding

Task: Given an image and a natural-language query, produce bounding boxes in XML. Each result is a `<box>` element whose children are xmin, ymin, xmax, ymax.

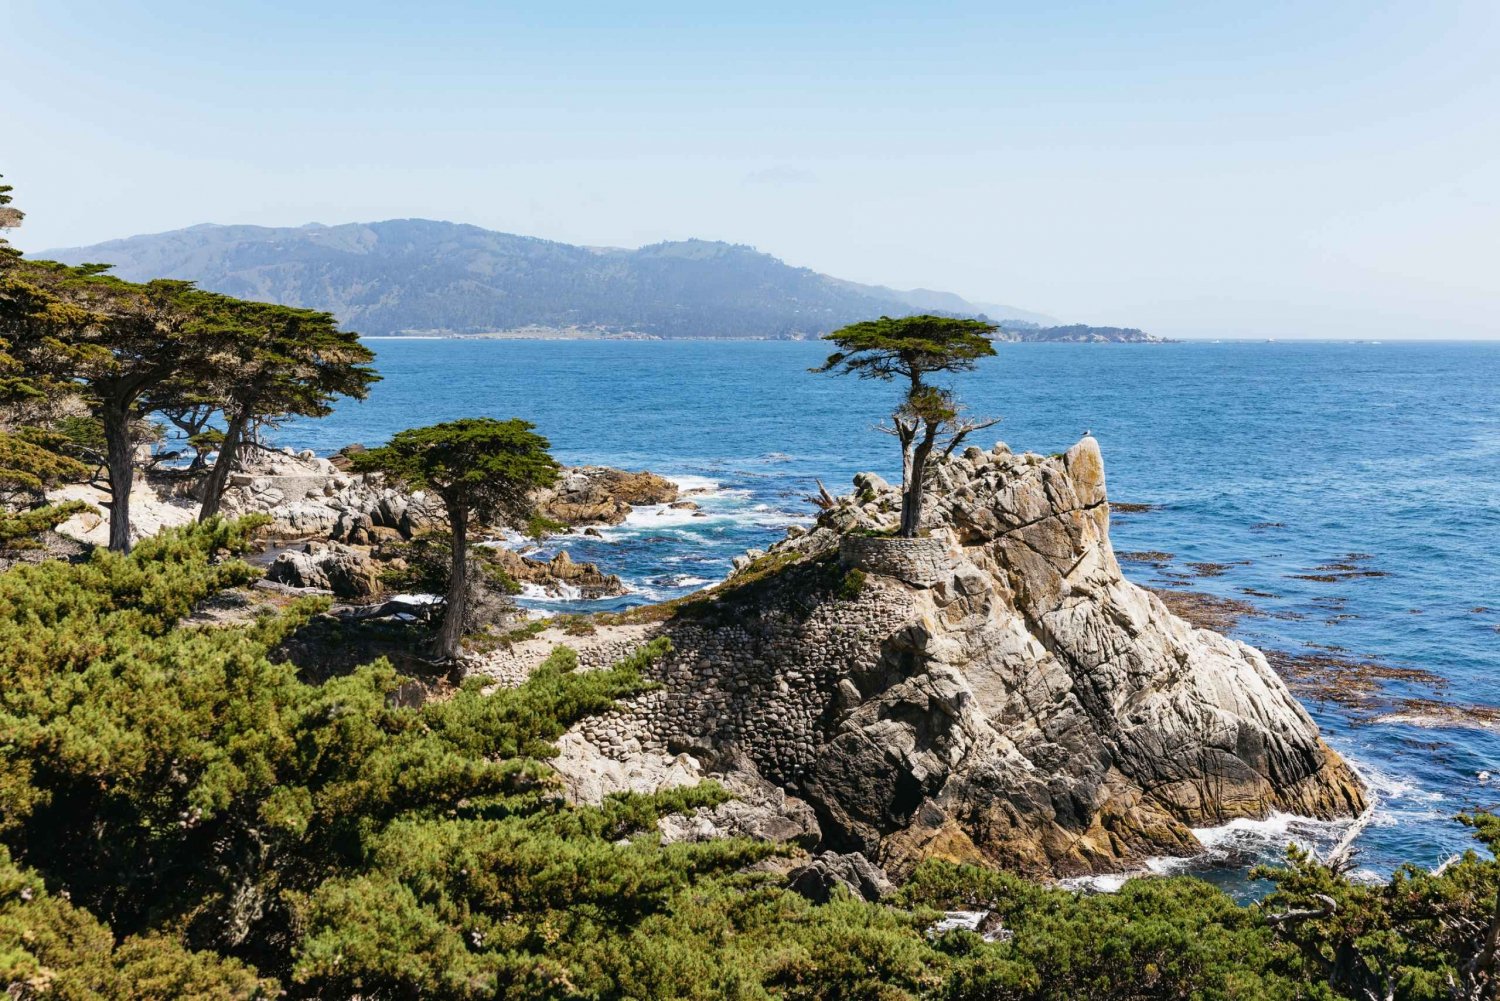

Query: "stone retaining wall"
<box><xmin>561</xmin><ymin>579</ymin><xmax>917</xmax><ymax>789</ymax></box>
<box><xmin>838</xmin><ymin>534</ymin><xmax>951</xmax><ymax>587</ymax></box>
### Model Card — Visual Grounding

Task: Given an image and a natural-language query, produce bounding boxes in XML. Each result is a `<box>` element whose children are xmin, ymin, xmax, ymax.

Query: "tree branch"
<box><xmin>803</xmin><ymin>479</ymin><xmax>837</xmax><ymax>511</ymax></box>
<box><xmin>1266</xmin><ymin>894</ymin><xmax>1338</xmax><ymax>927</ymax></box>
<box><xmin>942</xmin><ymin>417</ymin><xmax>1001</xmax><ymax>457</ymax></box>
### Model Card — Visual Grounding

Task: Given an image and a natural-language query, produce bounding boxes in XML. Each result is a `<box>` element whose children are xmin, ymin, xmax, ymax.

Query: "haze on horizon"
<box><xmin>3</xmin><ymin>1</ymin><xmax>1498</xmax><ymax>341</ymax></box>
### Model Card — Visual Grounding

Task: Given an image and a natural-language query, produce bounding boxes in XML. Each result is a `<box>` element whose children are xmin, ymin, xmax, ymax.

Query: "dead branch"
<box><xmin>803</xmin><ymin>478</ymin><xmax>838</xmax><ymax>511</ymax></box>
<box><xmin>942</xmin><ymin>416</ymin><xmax>1002</xmax><ymax>457</ymax></box>
<box><xmin>1267</xmin><ymin>893</ymin><xmax>1338</xmax><ymax>927</ymax></box>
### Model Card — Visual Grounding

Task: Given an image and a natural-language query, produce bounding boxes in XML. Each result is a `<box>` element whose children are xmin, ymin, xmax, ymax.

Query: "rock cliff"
<box><xmin>477</xmin><ymin>438</ymin><xmax>1366</xmax><ymax>878</ymax></box>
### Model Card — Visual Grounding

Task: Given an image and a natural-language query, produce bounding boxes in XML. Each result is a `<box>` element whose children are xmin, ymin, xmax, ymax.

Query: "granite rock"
<box><xmin>472</xmin><ymin>438</ymin><xmax>1367</xmax><ymax>878</ymax></box>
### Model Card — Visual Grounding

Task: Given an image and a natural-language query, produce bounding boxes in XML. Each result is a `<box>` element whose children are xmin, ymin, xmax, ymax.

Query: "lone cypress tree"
<box><xmin>352</xmin><ymin>418</ymin><xmax>558</xmax><ymax>660</ymax></box>
<box><xmin>815</xmin><ymin>314</ymin><xmax>999</xmax><ymax>536</ymax></box>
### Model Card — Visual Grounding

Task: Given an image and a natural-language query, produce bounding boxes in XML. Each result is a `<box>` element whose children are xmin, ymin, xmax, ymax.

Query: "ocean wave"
<box><xmin>1058</xmin><ymin>809</ymin><xmax>1368</xmax><ymax>896</ymax></box>
<box><xmin>646</xmin><ymin>574</ymin><xmax>716</xmax><ymax>589</ymax></box>
<box><xmin>518</xmin><ymin>581</ymin><xmax>583</xmax><ymax>601</ymax></box>
<box><xmin>667</xmin><ymin>474</ymin><xmax>722</xmax><ymax>494</ymax></box>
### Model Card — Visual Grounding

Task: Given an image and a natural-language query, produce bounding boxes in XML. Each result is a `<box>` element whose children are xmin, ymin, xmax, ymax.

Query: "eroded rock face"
<box><xmin>265</xmin><ymin>542</ymin><xmax>383</xmax><ymax>600</ymax></box>
<box><xmin>486</xmin><ymin>546</ymin><xmax>626</xmax><ymax>599</ymax></box>
<box><xmin>485</xmin><ymin>438</ymin><xmax>1366</xmax><ymax>878</ymax></box>
<box><xmin>534</xmin><ymin>466</ymin><xmax>679</xmax><ymax>526</ymax></box>
<box><xmin>800</xmin><ymin>440</ymin><xmax>1363</xmax><ymax>874</ymax></box>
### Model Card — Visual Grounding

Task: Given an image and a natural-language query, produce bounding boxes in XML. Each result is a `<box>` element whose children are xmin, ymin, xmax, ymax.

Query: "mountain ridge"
<box><xmin>40</xmin><ymin>219</ymin><xmax>1160</xmax><ymax>340</ymax></box>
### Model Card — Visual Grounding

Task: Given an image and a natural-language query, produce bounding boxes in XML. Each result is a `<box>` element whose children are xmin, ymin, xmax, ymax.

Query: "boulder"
<box><xmin>533</xmin><ymin>465</ymin><xmax>679</xmax><ymax>526</ymax></box>
<box><xmin>266</xmin><ymin>542</ymin><xmax>382</xmax><ymax>600</ymax></box>
<box><xmin>786</xmin><ymin>852</ymin><xmax>894</xmax><ymax>903</ymax></box>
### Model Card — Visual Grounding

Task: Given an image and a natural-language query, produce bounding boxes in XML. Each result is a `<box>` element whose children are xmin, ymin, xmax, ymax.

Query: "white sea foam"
<box><xmin>667</xmin><ymin>474</ymin><xmax>723</xmax><ymax>495</ymax></box>
<box><xmin>1058</xmin><ymin>873</ymin><xmax>1131</xmax><ymax>893</ymax></box>
<box><xmin>518</xmin><ymin>581</ymin><xmax>583</xmax><ymax>601</ymax></box>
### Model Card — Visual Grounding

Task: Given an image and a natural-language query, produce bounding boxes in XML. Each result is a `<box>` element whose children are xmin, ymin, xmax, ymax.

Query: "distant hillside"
<box><xmin>39</xmin><ymin>220</ymin><xmax>1155</xmax><ymax>341</ymax></box>
<box><xmin>996</xmin><ymin>322</ymin><xmax>1166</xmax><ymax>344</ymax></box>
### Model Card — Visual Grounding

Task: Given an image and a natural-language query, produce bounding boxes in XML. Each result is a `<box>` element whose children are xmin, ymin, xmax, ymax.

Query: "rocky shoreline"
<box><xmin>47</xmin><ymin>445</ymin><xmax>677</xmax><ymax>603</ymax></box>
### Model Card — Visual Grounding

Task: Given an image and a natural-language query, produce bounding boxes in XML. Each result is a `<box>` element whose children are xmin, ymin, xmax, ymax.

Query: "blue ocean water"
<box><xmin>281</xmin><ymin>339</ymin><xmax>1499</xmax><ymax>882</ymax></box>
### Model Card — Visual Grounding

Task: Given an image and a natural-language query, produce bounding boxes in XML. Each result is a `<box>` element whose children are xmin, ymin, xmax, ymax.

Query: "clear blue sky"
<box><xmin>3</xmin><ymin>1</ymin><xmax>1497</xmax><ymax>338</ymax></box>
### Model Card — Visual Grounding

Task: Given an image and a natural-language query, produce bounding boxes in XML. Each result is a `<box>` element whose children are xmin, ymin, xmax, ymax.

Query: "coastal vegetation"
<box><xmin>1</xmin><ymin>177</ymin><xmax>1497</xmax><ymax>1000</ymax></box>
<box><xmin>0</xmin><ymin>518</ymin><xmax>1496</xmax><ymax>998</ymax></box>
<box><xmin>0</xmin><ymin>181</ymin><xmax>376</xmax><ymax>552</ymax></box>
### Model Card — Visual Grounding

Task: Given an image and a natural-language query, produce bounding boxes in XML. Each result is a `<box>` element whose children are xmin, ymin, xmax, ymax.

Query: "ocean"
<box><xmin>279</xmin><ymin>338</ymin><xmax>1499</xmax><ymax>889</ymax></box>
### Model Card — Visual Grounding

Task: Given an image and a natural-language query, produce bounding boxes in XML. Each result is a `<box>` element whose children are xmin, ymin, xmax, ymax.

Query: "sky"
<box><xmin>2</xmin><ymin>1</ymin><xmax>1498</xmax><ymax>339</ymax></box>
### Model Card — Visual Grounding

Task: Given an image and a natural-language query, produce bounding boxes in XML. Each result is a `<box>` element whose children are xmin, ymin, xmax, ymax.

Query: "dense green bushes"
<box><xmin>0</xmin><ymin>520</ymin><xmax>1496</xmax><ymax>999</ymax></box>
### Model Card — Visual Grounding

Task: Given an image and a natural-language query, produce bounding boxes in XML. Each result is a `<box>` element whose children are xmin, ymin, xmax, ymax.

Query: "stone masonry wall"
<box><xmin>838</xmin><ymin>535</ymin><xmax>951</xmax><ymax>586</ymax></box>
<box><xmin>567</xmin><ymin>577</ymin><xmax>917</xmax><ymax>789</ymax></box>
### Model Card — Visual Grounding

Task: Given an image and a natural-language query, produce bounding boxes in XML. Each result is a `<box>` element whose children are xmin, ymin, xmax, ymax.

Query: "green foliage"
<box><xmin>837</xmin><ymin>567</ymin><xmax>868</xmax><ymax>600</ymax></box>
<box><xmin>0</xmin><ymin>430</ymin><xmax>89</xmax><ymax>504</ymax></box>
<box><xmin>31</xmin><ymin>415</ymin><xmax>107</xmax><ymax>469</ymax></box>
<box><xmin>1</xmin><ymin>516</ymin><xmax>1497</xmax><ymax>999</ymax></box>
<box><xmin>900</xmin><ymin>862</ymin><xmax>1320</xmax><ymax>1000</ymax></box>
<box><xmin>1</xmin><ymin>847</ymin><xmax>273</xmax><ymax>999</ymax></box>
<box><xmin>814</xmin><ymin>314</ymin><xmax>998</xmax><ymax>385</ymax></box>
<box><xmin>0</xmin><ymin>174</ymin><xmax>21</xmax><ymax>260</ymax></box>
<box><xmin>1252</xmin><ymin>817</ymin><xmax>1500</xmax><ymax>1001</ymax></box>
<box><xmin>526</xmin><ymin>511</ymin><xmax>568</xmax><ymax>539</ymax></box>
<box><xmin>352</xmin><ymin>417</ymin><xmax>560</xmax><ymax>523</ymax></box>
<box><xmin>0</xmin><ymin>500</ymin><xmax>91</xmax><ymax>549</ymax></box>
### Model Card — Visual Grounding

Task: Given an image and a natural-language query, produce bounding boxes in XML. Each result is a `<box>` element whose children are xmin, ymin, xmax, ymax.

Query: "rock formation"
<box><xmin>533</xmin><ymin>465</ymin><xmax>679</xmax><ymax>526</ymax></box>
<box><xmin>265</xmin><ymin>541</ymin><xmax>383</xmax><ymax>600</ymax></box>
<box><xmin>48</xmin><ymin>448</ymin><xmax>667</xmax><ymax>600</ymax></box>
<box><xmin>477</xmin><ymin>438</ymin><xmax>1366</xmax><ymax>878</ymax></box>
<box><xmin>487</xmin><ymin>547</ymin><xmax>625</xmax><ymax>600</ymax></box>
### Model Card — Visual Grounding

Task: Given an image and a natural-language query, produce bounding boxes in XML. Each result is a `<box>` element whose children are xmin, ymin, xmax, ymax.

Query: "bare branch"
<box><xmin>803</xmin><ymin>478</ymin><xmax>838</xmax><ymax>511</ymax></box>
<box><xmin>942</xmin><ymin>416</ymin><xmax>1002</xmax><ymax>457</ymax></box>
<box><xmin>1266</xmin><ymin>893</ymin><xmax>1338</xmax><ymax>927</ymax></box>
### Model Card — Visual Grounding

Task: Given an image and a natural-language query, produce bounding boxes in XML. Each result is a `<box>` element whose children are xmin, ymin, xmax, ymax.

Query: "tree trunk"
<box><xmin>900</xmin><ymin>423</ymin><xmax>939</xmax><ymax>538</ymax></box>
<box><xmin>101</xmin><ymin>399</ymin><xmax>135</xmax><ymax>553</ymax></box>
<box><xmin>437</xmin><ymin>505</ymin><xmax>468</xmax><ymax>661</ymax></box>
<box><xmin>199</xmin><ymin>412</ymin><xmax>246</xmax><ymax>521</ymax></box>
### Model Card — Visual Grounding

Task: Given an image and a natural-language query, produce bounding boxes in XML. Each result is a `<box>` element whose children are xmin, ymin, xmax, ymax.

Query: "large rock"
<box><xmin>786</xmin><ymin>852</ymin><xmax>894</xmax><ymax>903</ymax></box>
<box><xmin>487</xmin><ymin>546</ymin><xmax>626</xmax><ymax>599</ymax></box>
<box><xmin>534</xmin><ymin>466</ymin><xmax>679</xmax><ymax>526</ymax></box>
<box><xmin>476</xmin><ymin>438</ymin><xmax>1367</xmax><ymax>878</ymax></box>
<box><xmin>215</xmin><ymin>447</ymin><xmax>446</xmax><ymax>542</ymax></box>
<box><xmin>266</xmin><ymin>541</ymin><xmax>382</xmax><ymax>600</ymax></box>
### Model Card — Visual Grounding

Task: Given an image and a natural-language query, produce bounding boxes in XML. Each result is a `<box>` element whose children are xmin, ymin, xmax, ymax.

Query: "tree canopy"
<box><xmin>0</xmin><ymin>179</ymin><xmax>375</xmax><ymax>550</ymax></box>
<box><xmin>352</xmin><ymin>418</ymin><xmax>559</xmax><ymax>659</ymax></box>
<box><xmin>816</xmin><ymin>315</ymin><xmax>999</xmax><ymax>536</ymax></box>
<box><xmin>814</xmin><ymin>314</ymin><xmax>997</xmax><ymax>388</ymax></box>
<box><xmin>165</xmin><ymin>293</ymin><xmax>378</xmax><ymax>518</ymax></box>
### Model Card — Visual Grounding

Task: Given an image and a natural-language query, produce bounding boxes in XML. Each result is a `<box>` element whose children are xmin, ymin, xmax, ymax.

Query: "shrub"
<box><xmin>837</xmin><ymin>567</ymin><xmax>868</xmax><ymax>600</ymax></box>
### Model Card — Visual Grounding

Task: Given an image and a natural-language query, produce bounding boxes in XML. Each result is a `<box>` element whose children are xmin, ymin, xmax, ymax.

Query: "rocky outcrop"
<box><xmin>534</xmin><ymin>466</ymin><xmax>679</xmax><ymax>526</ymax></box>
<box><xmin>475</xmin><ymin>438</ymin><xmax>1366</xmax><ymax>879</ymax></box>
<box><xmin>786</xmin><ymin>852</ymin><xmax>895</xmax><ymax>903</ymax></box>
<box><xmin>216</xmin><ymin>447</ymin><xmax>446</xmax><ymax>542</ymax></box>
<box><xmin>265</xmin><ymin>541</ymin><xmax>383</xmax><ymax>600</ymax></box>
<box><xmin>487</xmin><ymin>546</ymin><xmax>626</xmax><ymax>599</ymax></box>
